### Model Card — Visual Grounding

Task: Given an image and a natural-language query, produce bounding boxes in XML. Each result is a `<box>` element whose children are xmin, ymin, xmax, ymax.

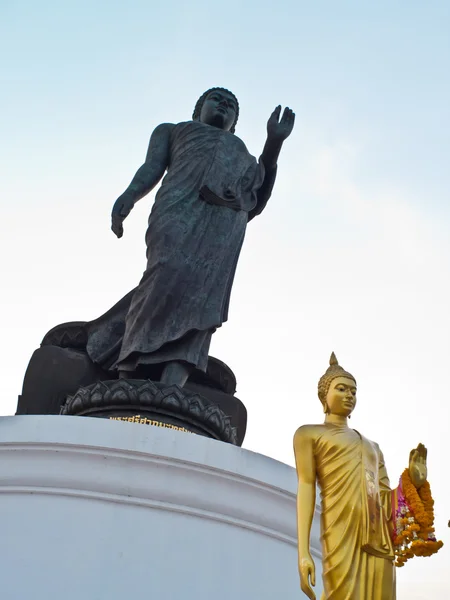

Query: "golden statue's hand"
<box><xmin>299</xmin><ymin>554</ymin><xmax>316</xmax><ymax>599</ymax></box>
<box><xmin>409</xmin><ymin>443</ymin><xmax>427</xmax><ymax>488</ymax></box>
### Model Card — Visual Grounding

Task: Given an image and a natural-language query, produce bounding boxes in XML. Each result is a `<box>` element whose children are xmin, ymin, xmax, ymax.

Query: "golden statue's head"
<box><xmin>318</xmin><ymin>353</ymin><xmax>357</xmax><ymax>416</ymax></box>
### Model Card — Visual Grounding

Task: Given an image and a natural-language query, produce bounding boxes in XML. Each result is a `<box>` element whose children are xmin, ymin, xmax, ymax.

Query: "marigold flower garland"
<box><xmin>393</xmin><ymin>469</ymin><xmax>443</xmax><ymax>567</ymax></box>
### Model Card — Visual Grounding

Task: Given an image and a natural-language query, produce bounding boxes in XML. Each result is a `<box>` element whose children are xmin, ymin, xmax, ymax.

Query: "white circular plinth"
<box><xmin>0</xmin><ymin>415</ymin><xmax>322</xmax><ymax>599</ymax></box>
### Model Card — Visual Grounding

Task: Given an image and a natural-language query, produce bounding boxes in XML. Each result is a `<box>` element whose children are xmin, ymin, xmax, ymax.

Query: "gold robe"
<box><xmin>314</xmin><ymin>423</ymin><xmax>396</xmax><ymax>599</ymax></box>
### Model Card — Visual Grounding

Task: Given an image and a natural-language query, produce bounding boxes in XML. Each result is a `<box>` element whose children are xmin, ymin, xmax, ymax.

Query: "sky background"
<box><xmin>1</xmin><ymin>1</ymin><xmax>449</xmax><ymax>597</ymax></box>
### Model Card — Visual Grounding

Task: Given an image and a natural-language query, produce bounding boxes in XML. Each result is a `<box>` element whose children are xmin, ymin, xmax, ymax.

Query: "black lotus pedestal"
<box><xmin>60</xmin><ymin>379</ymin><xmax>238</xmax><ymax>445</ymax></box>
<box><xmin>17</xmin><ymin>328</ymin><xmax>247</xmax><ymax>445</ymax></box>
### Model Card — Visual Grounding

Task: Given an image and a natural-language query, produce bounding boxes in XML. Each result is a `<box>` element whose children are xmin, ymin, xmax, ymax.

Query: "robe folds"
<box><xmin>84</xmin><ymin>121</ymin><xmax>275</xmax><ymax>372</ymax></box>
<box><xmin>311</xmin><ymin>424</ymin><xmax>396</xmax><ymax>599</ymax></box>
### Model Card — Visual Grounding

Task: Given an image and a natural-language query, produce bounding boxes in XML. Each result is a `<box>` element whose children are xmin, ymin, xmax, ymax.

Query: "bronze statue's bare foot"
<box><xmin>118</xmin><ymin>370</ymin><xmax>131</xmax><ymax>379</ymax></box>
<box><xmin>160</xmin><ymin>361</ymin><xmax>192</xmax><ymax>388</ymax></box>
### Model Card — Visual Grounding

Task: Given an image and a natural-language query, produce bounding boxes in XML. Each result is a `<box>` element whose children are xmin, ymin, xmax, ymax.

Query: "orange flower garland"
<box><xmin>393</xmin><ymin>469</ymin><xmax>443</xmax><ymax>567</ymax></box>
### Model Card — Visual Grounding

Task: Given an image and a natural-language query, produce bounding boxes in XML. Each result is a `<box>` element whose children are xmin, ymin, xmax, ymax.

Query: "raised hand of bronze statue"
<box><xmin>299</xmin><ymin>554</ymin><xmax>316</xmax><ymax>600</ymax></box>
<box><xmin>111</xmin><ymin>193</ymin><xmax>135</xmax><ymax>238</ymax></box>
<box><xmin>267</xmin><ymin>105</ymin><xmax>295</xmax><ymax>142</ymax></box>
<box><xmin>409</xmin><ymin>443</ymin><xmax>428</xmax><ymax>488</ymax></box>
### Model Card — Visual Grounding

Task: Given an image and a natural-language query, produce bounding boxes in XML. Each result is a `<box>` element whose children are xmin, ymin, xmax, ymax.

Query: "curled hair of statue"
<box><xmin>317</xmin><ymin>352</ymin><xmax>356</xmax><ymax>404</ymax></box>
<box><xmin>192</xmin><ymin>87</ymin><xmax>239</xmax><ymax>133</ymax></box>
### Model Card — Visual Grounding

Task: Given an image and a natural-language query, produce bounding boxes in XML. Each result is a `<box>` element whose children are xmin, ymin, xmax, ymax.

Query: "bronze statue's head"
<box><xmin>318</xmin><ymin>353</ymin><xmax>357</xmax><ymax>416</ymax></box>
<box><xmin>192</xmin><ymin>87</ymin><xmax>239</xmax><ymax>133</ymax></box>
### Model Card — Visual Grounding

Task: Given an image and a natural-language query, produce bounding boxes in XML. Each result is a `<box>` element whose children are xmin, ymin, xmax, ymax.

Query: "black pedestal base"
<box><xmin>17</xmin><ymin>321</ymin><xmax>247</xmax><ymax>445</ymax></box>
<box><xmin>60</xmin><ymin>379</ymin><xmax>238</xmax><ymax>445</ymax></box>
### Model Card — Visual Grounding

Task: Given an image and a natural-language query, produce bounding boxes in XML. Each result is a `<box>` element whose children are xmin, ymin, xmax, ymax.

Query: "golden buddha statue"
<box><xmin>293</xmin><ymin>353</ymin><xmax>443</xmax><ymax>600</ymax></box>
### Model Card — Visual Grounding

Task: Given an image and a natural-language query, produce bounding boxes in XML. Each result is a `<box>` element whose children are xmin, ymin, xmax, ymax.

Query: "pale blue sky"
<box><xmin>1</xmin><ymin>1</ymin><xmax>449</xmax><ymax>597</ymax></box>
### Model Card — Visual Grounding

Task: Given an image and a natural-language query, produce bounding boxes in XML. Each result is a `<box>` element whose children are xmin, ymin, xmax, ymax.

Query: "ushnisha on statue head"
<box><xmin>192</xmin><ymin>87</ymin><xmax>240</xmax><ymax>133</ymax></box>
<box><xmin>318</xmin><ymin>352</ymin><xmax>357</xmax><ymax>418</ymax></box>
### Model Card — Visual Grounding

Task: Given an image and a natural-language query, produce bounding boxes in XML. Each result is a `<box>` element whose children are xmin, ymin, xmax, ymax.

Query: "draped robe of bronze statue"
<box><xmin>84</xmin><ymin>88</ymin><xmax>295</xmax><ymax>386</ymax></box>
<box><xmin>117</xmin><ymin>120</ymin><xmax>269</xmax><ymax>372</ymax></box>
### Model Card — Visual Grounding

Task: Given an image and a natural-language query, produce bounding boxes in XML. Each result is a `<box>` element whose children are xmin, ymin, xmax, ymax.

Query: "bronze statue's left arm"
<box><xmin>261</xmin><ymin>106</ymin><xmax>295</xmax><ymax>170</ymax></box>
<box><xmin>248</xmin><ymin>106</ymin><xmax>295</xmax><ymax>221</ymax></box>
<box><xmin>248</xmin><ymin>166</ymin><xmax>277</xmax><ymax>221</ymax></box>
